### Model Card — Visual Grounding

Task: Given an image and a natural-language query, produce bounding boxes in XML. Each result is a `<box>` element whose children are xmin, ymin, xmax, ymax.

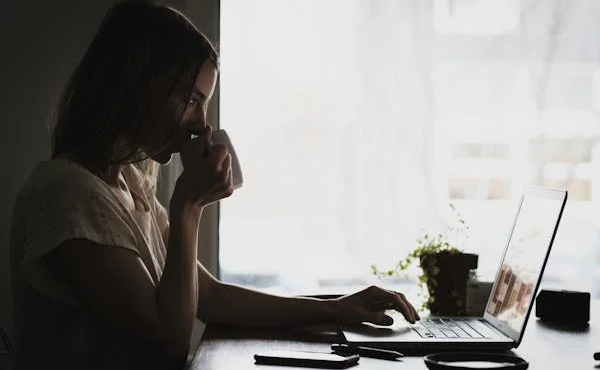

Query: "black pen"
<box><xmin>594</xmin><ymin>352</ymin><xmax>600</xmax><ymax>361</ymax></box>
<box><xmin>331</xmin><ymin>343</ymin><xmax>403</xmax><ymax>360</ymax></box>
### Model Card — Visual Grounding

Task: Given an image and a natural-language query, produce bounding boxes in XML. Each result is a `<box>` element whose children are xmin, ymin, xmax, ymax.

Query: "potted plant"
<box><xmin>371</xmin><ymin>204</ymin><xmax>477</xmax><ymax>316</ymax></box>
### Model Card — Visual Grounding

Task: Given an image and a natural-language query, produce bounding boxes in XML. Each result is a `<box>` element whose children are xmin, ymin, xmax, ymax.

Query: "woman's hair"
<box><xmin>49</xmin><ymin>0</ymin><xmax>218</xmax><ymax>188</ymax></box>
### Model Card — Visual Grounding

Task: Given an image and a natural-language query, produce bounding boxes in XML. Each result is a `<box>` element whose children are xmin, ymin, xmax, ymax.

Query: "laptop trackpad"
<box><xmin>341</xmin><ymin>321</ymin><xmax>415</xmax><ymax>339</ymax></box>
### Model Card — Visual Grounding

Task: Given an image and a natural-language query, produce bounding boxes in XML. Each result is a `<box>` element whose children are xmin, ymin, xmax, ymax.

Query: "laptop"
<box><xmin>340</xmin><ymin>187</ymin><xmax>568</xmax><ymax>353</ymax></box>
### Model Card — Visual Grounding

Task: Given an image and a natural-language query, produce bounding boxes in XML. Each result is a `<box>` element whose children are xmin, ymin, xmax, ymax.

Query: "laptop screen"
<box><xmin>484</xmin><ymin>188</ymin><xmax>567</xmax><ymax>339</ymax></box>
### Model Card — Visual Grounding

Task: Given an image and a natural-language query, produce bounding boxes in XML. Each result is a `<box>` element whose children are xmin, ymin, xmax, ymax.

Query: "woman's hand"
<box><xmin>333</xmin><ymin>286</ymin><xmax>420</xmax><ymax>326</ymax></box>
<box><xmin>173</xmin><ymin>125</ymin><xmax>234</xmax><ymax>209</ymax></box>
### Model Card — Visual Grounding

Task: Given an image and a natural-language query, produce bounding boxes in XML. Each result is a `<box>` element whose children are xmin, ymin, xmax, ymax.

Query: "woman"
<box><xmin>9</xmin><ymin>1</ymin><xmax>419</xmax><ymax>369</ymax></box>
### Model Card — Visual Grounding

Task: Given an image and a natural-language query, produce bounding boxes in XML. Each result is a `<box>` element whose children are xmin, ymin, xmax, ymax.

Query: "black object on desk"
<box><xmin>331</xmin><ymin>343</ymin><xmax>403</xmax><ymax>360</ymax></box>
<box><xmin>594</xmin><ymin>351</ymin><xmax>600</xmax><ymax>361</ymax></box>
<box><xmin>535</xmin><ymin>289</ymin><xmax>590</xmax><ymax>325</ymax></box>
<box><xmin>254</xmin><ymin>350</ymin><xmax>359</xmax><ymax>369</ymax></box>
<box><xmin>423</xmin><ymin>352</ymin><xmax>529</xmax><ymax>370</ymax></box>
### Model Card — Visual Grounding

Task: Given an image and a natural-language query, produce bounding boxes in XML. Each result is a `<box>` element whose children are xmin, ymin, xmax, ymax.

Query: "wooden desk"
<box><xmin>188</xmin><ymin>300</ymin><xmax>600</xmax><ymax>369</ymax></box>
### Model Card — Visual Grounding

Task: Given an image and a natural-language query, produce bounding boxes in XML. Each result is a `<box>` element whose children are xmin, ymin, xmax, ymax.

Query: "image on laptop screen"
<box><xmin>486</xmin><ymin>195</ymin><xmax>565</xmax><ymax>332</ymax></box>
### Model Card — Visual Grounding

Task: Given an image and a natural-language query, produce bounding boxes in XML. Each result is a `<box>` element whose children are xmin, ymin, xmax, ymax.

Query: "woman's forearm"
<box><xmin>199</xmin><ymin>281</ymin><xmax>338</xmax><ymax>328</ymax></box>
<box><xmin>154</xmin><ymin>199</ymin><xmax>201</xmax><ymax>360</ymax></box>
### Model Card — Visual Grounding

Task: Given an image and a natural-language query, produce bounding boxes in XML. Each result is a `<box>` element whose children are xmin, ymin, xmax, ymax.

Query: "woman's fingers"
<box><xmin>206</xmin><ymin>143</ymin><xmax>228</xmax><ymax>168</ymax></box>
<box><xmin>390</xmin><ymin>291</ymin><xmax>419</xmax><ymax>322</ymax></box>
<box><xmin>180</xmin><ymin>131</ymin><xmax>213</xmax><ymax>170</ymax></box>
<box><xmin>336</xmin><ymin>287</ymin><xmax>421</xmax><ymax>327</ymax></box>
<box><xmin>367</xmin><ymin>288</ymin><xmax>419</xmax><ymax>324</ymax></box>
<box><xmin>366</xmin><ymin>311</ymin><xmax>394</xmax><ymax>326</ymax></box>
<box><xmin>216</xmin><ymin>154</ymin><xmax>233</xmax><ymax>189</ymax></box>
<box><xmin>177</xmin><ymin>131</ymin><xmax>235</xmax><ymax>205</ymax></box>
<box><xmin>386</xmin><ymin>293</ymin><xmax>416</xmax><ymax>324</ymax></box>
<box><xmin>204</xmin><ymin>153</ymin><xmax>232</xmax><ymax>198</ymax></box>
<box><xmin>220</xmin><ymin>152</ymin><xmax>232</xmax><ymax>176</ymax></box>
<box><xmin>399</xmin><ymin>291</ymin><xmax>420</xmax><ymax>321</ymax></box>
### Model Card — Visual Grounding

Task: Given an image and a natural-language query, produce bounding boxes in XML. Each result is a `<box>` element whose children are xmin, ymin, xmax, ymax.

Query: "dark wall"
<box><xmin>0</xmin><ymin>0</ymin><xmax>186</xmax><ymax>339</ymax></box>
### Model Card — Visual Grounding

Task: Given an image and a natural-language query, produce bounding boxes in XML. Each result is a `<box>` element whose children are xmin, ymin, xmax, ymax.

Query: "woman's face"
<box><xmin>150</xmin><ymin>62</ymin><xmax>218</xmax><ymax>164</ymax></box>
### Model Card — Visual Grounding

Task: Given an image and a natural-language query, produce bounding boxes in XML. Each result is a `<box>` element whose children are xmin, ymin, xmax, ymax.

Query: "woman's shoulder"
<box><xmin>16</xmin><ymin>158</ymin><xmax>108</xmax><ymax>206</ymax></box>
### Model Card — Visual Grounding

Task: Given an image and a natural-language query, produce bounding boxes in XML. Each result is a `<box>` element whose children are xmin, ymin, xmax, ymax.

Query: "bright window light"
<box><xmin>434</xmin><ymin>0</ymin><xmax>521</xmax><ymax>35</ymax></box>
<box><xmin>219</xmin><ymin>0</ymin><xmax>600</xmax><ymax>299</ymax></box>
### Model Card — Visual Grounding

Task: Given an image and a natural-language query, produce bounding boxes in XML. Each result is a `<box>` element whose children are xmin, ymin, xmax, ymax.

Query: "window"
<box><xmin>219</xmin><ymin>0</ymin><xmax>600</xmax><ymax>301</ymax></box>
<box><xmin>434</xmin><ymin>0</ymin><xmax>521</xmax><ymax>35</ymax></box>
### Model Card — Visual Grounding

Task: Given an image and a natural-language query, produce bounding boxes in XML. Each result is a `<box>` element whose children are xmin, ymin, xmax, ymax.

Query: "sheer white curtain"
<box><xmin>218</xmin><ymin>0</ymin><xmax>600</xmax><ymax>297</ymax></box>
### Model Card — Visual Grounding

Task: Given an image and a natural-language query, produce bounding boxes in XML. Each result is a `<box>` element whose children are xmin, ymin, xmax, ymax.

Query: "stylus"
<box><xmin>331</xmin><ymin>343</ymin><xmax>403</xmax><ymax>360</ymax></box>
<box><xmin>594</xmin><ymin>352</ymin><xmax>600</xmax><ymax>361</ymax></box>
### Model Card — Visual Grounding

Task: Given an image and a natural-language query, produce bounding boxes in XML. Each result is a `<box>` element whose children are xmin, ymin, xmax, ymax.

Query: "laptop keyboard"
<box><xmin>411</xmin><ymin>318</ymin><xmax>490</xmax><ymax>339</ymax></box>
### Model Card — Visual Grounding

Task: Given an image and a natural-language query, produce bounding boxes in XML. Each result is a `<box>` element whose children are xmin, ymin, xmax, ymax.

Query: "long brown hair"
<box><xmin>49</xmin><ymin>0</ymin><xmax>218</xmax><ymax>189</ymax></box>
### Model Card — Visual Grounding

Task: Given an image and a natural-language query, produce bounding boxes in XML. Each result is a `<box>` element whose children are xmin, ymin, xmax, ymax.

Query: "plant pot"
<box><xmin>419</xmin><ymin>252</ymin><xmax>478</xmax><ymax>316</ymax></box>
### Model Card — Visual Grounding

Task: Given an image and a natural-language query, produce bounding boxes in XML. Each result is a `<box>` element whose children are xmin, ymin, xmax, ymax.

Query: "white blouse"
<box><xmin>10</xmin><ymin>158</ymin><xmax>169</xmax><ymax>370</ymax></box>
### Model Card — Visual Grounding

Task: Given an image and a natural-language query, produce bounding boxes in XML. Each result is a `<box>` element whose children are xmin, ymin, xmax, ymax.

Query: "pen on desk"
<box><xmin>331</xmin><ymin>344</ymin><xmax>403</xmax><ymax>360</ymax></box>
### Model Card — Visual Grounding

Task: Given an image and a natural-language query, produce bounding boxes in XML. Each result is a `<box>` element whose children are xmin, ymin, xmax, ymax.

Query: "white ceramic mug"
<box><xmin>210</xmin><ymin>129</ymin><xmax>243</xmax><ymax>190</ymax></box>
